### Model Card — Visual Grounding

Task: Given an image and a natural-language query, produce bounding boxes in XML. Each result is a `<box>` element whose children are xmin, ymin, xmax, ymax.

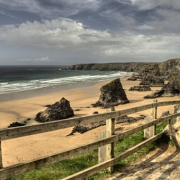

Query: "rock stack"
<box><xmin>35</xmin><ymin>97</ymin><xmax>74</xmax><ymax>122</ymax></box>
<box><xmin>92</xmin><ymin>78</ymin><xmax>129</xmax><ymax>108</ymax></box>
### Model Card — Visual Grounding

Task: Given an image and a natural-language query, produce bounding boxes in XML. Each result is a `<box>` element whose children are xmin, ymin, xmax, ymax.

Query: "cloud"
<box><xmin>0</xmin><ymin>17</ymin><xmax>180</xmax><ymax>62</ymax></box>
<box><xmin>0</xmin><ymin>0</ymin><xmax>101</xmax><ymax>18</ymax></box>
<box><xmin>0</xmin><ymin>18</ymin><xmax>110</xmax><ymax>51</ymax></box>
<box><xmin>17</xmin><ymin>57</ymin><xmax>51</xmax><ymax>62</ymax></box>
<box><xmin>131</xmin><ymin>0</ymin><xmax>180</xmax><ymax>10</ymax></box>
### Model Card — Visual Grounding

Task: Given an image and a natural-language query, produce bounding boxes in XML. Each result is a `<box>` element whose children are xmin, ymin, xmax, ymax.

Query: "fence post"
<box><xmin>144</xmin><ymin>100</ymin><xmax>157</xmax><ymax>138</ymax></box>
<box><xmin>0</xmin><ymin>140</ymin><xmax>2</xmax><ymax>168</ymax></box>
<box><xmin>98</xmin><ymin>131</ymin><xmax>106</xmax><ymax>164</ymax></box>
<box><xmin>152</xmin><ymin>99</ymin><xmax>157</xmax><ymax>133</ymax></box>
<box><xmin>106</xmin><ymin>107</ymin><xmax>115</xmax><ymax>172</ymax></box>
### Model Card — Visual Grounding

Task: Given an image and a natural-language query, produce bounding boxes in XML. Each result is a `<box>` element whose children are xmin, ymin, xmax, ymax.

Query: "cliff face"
<box><xmin>69</xmin><ymin>62</ymin><xmax>157</xmax><ymax>72</ymax></box>
<box><xmin>159</xmin><ymin>58</ymin><xmax>180</xmax><ymax>73</ymax></box>
<box><xmin>69</xmin><ymin>58</ymin><xmax>180</xmax><ymax>75</ymax></box>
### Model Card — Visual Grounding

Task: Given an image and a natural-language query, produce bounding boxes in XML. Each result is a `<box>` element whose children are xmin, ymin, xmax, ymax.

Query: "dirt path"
<box><xmin>109</xmin><ymin>144</ymin><xmax>180</xmax><ymax>180</ymax></box>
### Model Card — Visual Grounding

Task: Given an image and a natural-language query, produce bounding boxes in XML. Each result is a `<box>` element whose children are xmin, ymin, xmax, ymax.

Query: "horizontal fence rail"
<box><xmin>0</xmin><ymin>100</ymin><xmax>180</xmax><ymax>179</ymax></box>
<box><xmin>63</xmin><ymin>132</ymin><xmax>164</xmax><ymax>180</ymax></box>
<box><xmin>1</xmin><ymin>100</ymin><xmax>180</xmax><ymax>141</ymax></box>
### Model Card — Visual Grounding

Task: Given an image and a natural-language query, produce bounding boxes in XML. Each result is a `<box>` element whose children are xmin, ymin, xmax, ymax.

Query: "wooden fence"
<box><xmin>1</xmin><ymin>100</ymin><xmax>180</xmax><ymax>180</ymax></box>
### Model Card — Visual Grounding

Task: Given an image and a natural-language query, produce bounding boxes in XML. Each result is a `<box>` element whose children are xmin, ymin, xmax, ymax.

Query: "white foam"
<box><xmin>0</xmin><ymin>71</ymin><xmax>133</xmax><ymax>94</ymax></box>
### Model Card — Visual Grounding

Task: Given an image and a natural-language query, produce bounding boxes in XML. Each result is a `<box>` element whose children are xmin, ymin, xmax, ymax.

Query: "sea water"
<box><xmin>0</xmin><ymin>65</ymin><xmax>133</xmax><ymax>95</ymax></box>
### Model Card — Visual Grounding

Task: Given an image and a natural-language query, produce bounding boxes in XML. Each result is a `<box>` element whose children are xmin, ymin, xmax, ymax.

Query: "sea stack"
<box><xmin>92</xmin><ymin>78</ymin><xmax>129</xmax><ymax>108</ymax></box>
<box><xmin>35</xmin><ymin>97</ymin><xmax>74</xmax><ymax>122</ymax></box>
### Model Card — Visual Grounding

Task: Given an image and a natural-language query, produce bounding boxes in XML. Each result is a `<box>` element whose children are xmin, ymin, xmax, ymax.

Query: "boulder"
<box><xmin>139</xmin><ymin>76</ymin><xmax>164</xmax><ymax>86</ymax></box>
<box><xmin>67</xmin><ymin>114</ymin><xmax>145</xmax><ymax>136</ymax></box>
<box><xmin>92</xmin><ymin>78</ymin><xmax>129</xmax><ymax>108</ymax></box>
<box><xmin>129</xmin><ymin>85</ymin><xmax>151</xmax><ymax>91</ymax></box>
<box><xmin>164</xmin><ymin>123</ymin><xmax>180</xmax><ymax>148</ymax></box>
<box><xmin>144</xmin><ymin>90</ymin><xmax>164</xmax><ymax>99</ymax></box>
<box><xmin>127</xmin><ymin>75</ymin><xmax>137</xmax><ymax>81</ymax></box>
<box><xmin>161</xmin><ymin>111</ymin><xmax>170</xmax><ymax>117</ymax></box>
<box><xmin>8</xmin><ymin>122</ymin><xmax>25</xmax><ymax>128</ymax></box>
<box><xmin>116</xmin><ymin>115</ymin><xmax>145</xmax><ymax>124</ymax></box>
<box><xmin>174</xmin><ymin>105</ymin><xmax>180</xmax><ymax>114</ymax></box>
<box><xmin>35</xmin><ymin>97</ymin><xmax>74</xmax><ymax>122</ymax></box>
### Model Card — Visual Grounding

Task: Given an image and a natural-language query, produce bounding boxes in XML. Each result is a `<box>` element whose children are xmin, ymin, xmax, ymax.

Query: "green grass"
<box><xmin>8</xmin><ymin>122</ymin><xmax>173</xmax><ymax>180</ymax></box>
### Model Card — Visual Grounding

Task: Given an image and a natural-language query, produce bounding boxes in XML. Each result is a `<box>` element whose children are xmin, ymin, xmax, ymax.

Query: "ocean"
<box><xmin>0</xmin><ymin>65</ymin><xmax>133</xmax><ymax>95</ymax></box>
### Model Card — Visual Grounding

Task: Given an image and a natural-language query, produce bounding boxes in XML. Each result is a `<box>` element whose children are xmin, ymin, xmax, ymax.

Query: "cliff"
<box><xmin>159</xmin><ymin>58</ymin><xmax>180</xmax><ymax>73</ymax></box>
<box><xmin>68</xmin><ymin>62</ymin><xmax>157</xmax><ymax>72</ymax></box>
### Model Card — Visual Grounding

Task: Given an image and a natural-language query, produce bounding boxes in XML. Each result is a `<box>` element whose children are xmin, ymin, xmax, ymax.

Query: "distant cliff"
<box><xmin>69</xmin><ymin>58</ymin><xmax>180</xmax><ymax>74</ymax></box>
<box><xmin>69</xmin><ymin>62</ymin><xmax>157</xmax><ymax>72</ymax></box>
<box><xmin>159</xmin><ymin>58</ymin><xmax>180</xmax><ymax>73</ymax></box>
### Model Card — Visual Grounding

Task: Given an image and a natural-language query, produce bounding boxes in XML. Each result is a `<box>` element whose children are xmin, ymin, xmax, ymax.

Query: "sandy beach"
<box><xmin>0</xmin><ymin>77</ymin><xmax>179</xmax><ymax>167</ymax></box>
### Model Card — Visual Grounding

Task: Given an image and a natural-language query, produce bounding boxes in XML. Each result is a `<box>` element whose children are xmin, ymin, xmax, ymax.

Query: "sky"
<box><xmin>0</xmin><ymin>0</ymin><xmax>180</xmax><ymax>65</ymax></box>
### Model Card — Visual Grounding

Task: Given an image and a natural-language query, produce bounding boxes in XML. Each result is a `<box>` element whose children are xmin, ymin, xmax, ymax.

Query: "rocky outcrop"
<box><xmin>92</xmin><ymin>78</ymin><xmax>129</xmax><ymax>108</ymax></box>
<box><xmin>138</xmin><ymin>63</ymin><xmax>165</xmax><ymax>86</ymax></box>
<box><xmin>159</xmin><ymin>58</ymin><xmax>180</xmax><ymax>75</ymax></box>
<box><xmin>8</xmin><ymin>122</ymin><xmax>26</xmax><ymax>128</ymax></box>
<box><xmin>116</xmin><ymin>115</ymin><xmax>146</xmax><ymax>124</ymax></box>
<box><xmin>139</xmin><ymin>76</ymin><xmax>164</xmax><ymax>86</ymax></box>
<box><xmin>161</xmin><ymin>111</ymin><xmax>170</xmax><ymax>117</ymax></box>
<box><xmin>174</xmin><ymin>104</ymin><xmax>180</xmax><ymax>114</ymax></box>
<box><xmin>144</xmin><ymin>90</ymin><xmax>164</xmax><ymax>99</ymax></box>
<box><xmin>127</xmin><ymin>75</ymin><xmax>137</xmax><ymax>81</ymax></box>
<box><xmin>164</xmin><ymin>122</ymin><xmax>180</xmax><ymax>148</ymax></box>
<box><xmin>68</xmin><ymin>58</ymin><xmax>180</xmax><ymax>76</ymax></box>
<box><xmin>69</xmin><ymin>62</ymin><xmax>156</xmax><ymax>72</ymax></box>
<box><xmin>67</xmin><ymin>115</ymin><xmax>145</xmax><ymax>136</ymax></box>
<box><xmin>35</xmin><ymin>97</ymin><xmax>74</xmax><ymax>122</ymax></box>
<box><xmin>129</xmin><ymin>85</ymin><xmax>151</xmax><ymax>91</ymax></box>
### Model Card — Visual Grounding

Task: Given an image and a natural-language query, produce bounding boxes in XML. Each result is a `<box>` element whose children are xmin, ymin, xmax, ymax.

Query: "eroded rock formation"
<box><xmin>8</xmin><ymin>122</ymin><xmax>25</xmax><ymax>128</ymax></box>
<box><xmin>144</xmin><ymin>69</ymin><xmax>180</xmax><ymax>99</ymax></box>
<box><xmin>92</xmin><ymin>78</ymin><xmax>129</xmax><ymax>108</ymax></box>
<box><xmin>129</xmin><ymin>85</ymin><xmax>151</xmax><ymax>91</ymax></box>
<box><xmin>35</xmin><ymin>97</ymin><xmax>74</xmax><ymax>122</ymax></box>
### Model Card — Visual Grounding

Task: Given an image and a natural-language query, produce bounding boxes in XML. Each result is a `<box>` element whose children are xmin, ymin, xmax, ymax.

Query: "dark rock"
<box><xmin>92</xmin><ymin>78</ymin><xmax>129</xmax><ymax>108</ymax></box>
<box><xmin>138</xmin><ymin>63</ymin><xmax>165</xmax><ymax>86</ymax></box>
<box><xmin>67</xmin><ymin>114</ymin><xmax>145</xmax><ymax>135</ymax></box>
<box><xmin>129</xmin><ymin>85</ymin><xmax>151</xmax><ymax>91</ymax></box>
<box><xmin>74</xmin><ymin>109</ymin><xmax>81</xmax><ymax>111</ymax></box>
<box><xmin>161</xmin><ymin>83</ymin><xmax>179</xmax><ymax>97</ymax></box>
<box><xmin>161</xmin><ymin>69</ymin><xmax>180</xmax><ymax>96</ymax></box>
<box><xmin>144</xmin><ymin>69</ymin><xmax>180</xmax><ymax>98</ymax></box>
<box><xmin>116</xmin><ymin>115</ymin><xmax>145</xmax><ymax>124</ymax></box>
<box><xmin>140</xmin><ymin>115</ymin><xmax>146</xmax><ymax>118</ymax></box>
<box><xmin>35</xmin><ymin>97</ymin><xmax>74</xmax><ymax>122</ymax></box>
<box><xmin>144</xmin><ymin>90</ymin><xmax>164</xmax><ymax>99</ymax></box>
<box><xmin>92</xmin><ymin>111</ymin><xmax>98</xmax><ymax>114</ymax></box>
<box><xmin>67</xmin><ymin>126</ymin><xmax>90</xmax><ymax>136</ymax></box>
<box><xmin>159</xmin><ymin>58</ymin><xmax>180</xmax><ymax>75</ymax></box>
<box><xmin>150</xmin><ymin>78</ymin><xmax>164</xmax><ymax>87</ymax></box>
<box><xmin>8</xmin><ymin>122</ymin><xmax>25</xmax><ymax>128</ymax></box>
<box><xmin>161</xmin><ymin>111</ymin><xmax>170</xmax><ymax>117</ymax></box>
<box><xmin>127</xmin><ymin>75</ymin><xmax>137</xmax><ymax>81</ymax></box>
<box><xmin>45</xmin><ymin>104</ymin><xmax>51</xmax><ymax>108</ymax></box>
<box><xmin>139</xmin><ymin>76</ymin><xmax>164</xmax><ymax>87</ymax></box>
<box><xmin>174</xmin><ymin>105</ymin><xmax>180</xmax><ymax>114</ymax></box>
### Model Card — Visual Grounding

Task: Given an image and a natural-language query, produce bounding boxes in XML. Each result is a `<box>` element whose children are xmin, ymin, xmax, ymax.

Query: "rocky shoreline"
<box><xmin>68</xmin><ymin>58</ymin><xmax>180</xmax><ymax>73</ymax></box>
<box><xmin>69</xmin><ymin>58</ymin><xmax>180</xmax><ymax>99</ymax></box>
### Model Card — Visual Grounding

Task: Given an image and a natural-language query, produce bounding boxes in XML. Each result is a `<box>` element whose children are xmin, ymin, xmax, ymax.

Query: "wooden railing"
<box><xmin>0</xmin><ymin>100</ymin><xmax>180</xmax><ymax>180</ymax></box>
